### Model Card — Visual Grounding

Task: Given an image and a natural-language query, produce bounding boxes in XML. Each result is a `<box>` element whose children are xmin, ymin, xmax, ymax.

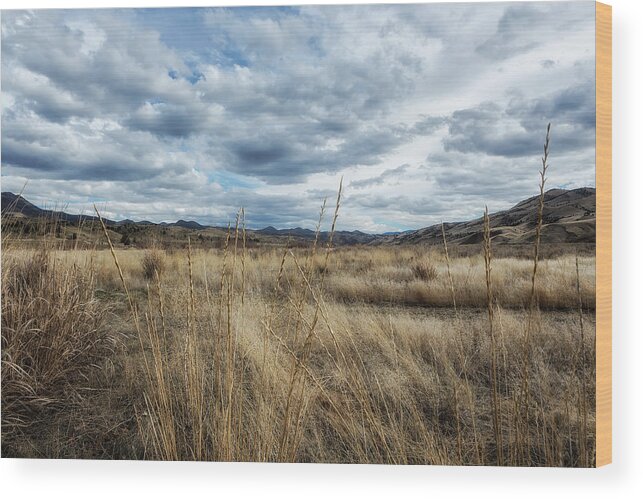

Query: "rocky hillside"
<box><xmin>377</xmin><ymin>188</ymin><xmax>595</xmax><ymax>246</ymax></box>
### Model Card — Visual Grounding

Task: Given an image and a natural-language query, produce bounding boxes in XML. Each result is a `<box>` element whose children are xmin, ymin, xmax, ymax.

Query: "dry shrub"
<box><xmin>1</xmin><ymin>249</ymin><xmax>111</xmax><ymax>441</ymax></box>
<box><xmin>412</xmin><ymin>259</ymin><xmax>438</xmax><ymax>281</ymax></box>
<box><xmin>313</xmin><ymin>258</ymin><xmax>330</xmax><ymax>276</ymax></box>
<box><xmin>141</xmin><ymin>249</ymin><xmax>166</xmax><ymax>280</ymax></box>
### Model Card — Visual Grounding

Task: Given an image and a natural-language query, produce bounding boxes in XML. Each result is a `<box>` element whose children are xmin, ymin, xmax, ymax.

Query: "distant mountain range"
<box><xmin>255</xmin><ymin>225</ymin><xmax>378</xmax><ymax>245</ymax></box>
<box><xmin>1</xmin><ymin>188</ymin><xmax>595</xmax><ymax>246</ymax></box>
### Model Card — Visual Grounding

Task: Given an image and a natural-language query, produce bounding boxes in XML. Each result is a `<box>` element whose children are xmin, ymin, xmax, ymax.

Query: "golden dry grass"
<box><xmin>45</xmin><ymin>246</ymin><xmax>595</xmax><ymax>310</ymax></box>
<box><xmin>1</xmin><ymin>240</ymin><xmax>596</xmax><ymax>465</ymax></box>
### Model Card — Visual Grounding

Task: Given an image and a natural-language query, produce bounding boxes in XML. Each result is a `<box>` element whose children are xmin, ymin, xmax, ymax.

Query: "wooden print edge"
<box><xmin>595</xmin><ymin>1</ymin><xmax>612</xmax><ymax>468</ymax></box>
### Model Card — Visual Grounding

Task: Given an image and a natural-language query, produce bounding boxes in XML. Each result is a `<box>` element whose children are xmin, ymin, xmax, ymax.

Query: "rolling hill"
<box><xmin>377</xmin><ymin>187</ymin><xmax>595</xmax><ymax>246</ymax></box>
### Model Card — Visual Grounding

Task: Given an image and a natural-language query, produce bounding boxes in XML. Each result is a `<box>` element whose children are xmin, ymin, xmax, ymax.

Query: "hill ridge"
<box><xmin>377</xmin><ymin>187</ymin><xmax>595</xmax><ymax>246</ymax></box>
<box><xmin>2</xmin><ymin>188</ymin><xmax>595</xmax><ymax>246</ymax></box>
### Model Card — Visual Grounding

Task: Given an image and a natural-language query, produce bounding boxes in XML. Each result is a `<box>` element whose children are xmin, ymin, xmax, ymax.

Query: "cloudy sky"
<box><xmin>1</xmin><ymin>2</ymin><xmax>596</xmax><ymax>232</ymax></box>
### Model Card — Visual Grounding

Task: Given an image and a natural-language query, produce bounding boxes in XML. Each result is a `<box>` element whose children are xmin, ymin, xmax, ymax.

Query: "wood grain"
<box><xmin>596</xmin><ymin>1</ymin><xmax>612</xmax><ymax>468</ymax></box>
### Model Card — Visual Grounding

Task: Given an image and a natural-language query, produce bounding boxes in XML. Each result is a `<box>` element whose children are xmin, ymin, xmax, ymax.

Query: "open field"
<box><xmin>1</xmin><ymin>236</ymin><xmax>596</xmax><ymax>465</ymax></box>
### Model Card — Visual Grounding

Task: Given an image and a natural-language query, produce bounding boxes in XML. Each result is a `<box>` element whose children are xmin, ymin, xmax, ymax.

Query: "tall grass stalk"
<box><xmin>516</xmin><ymin>123</ymin><xmax>551</xmax><ymax>464</ymax></box>
<box><xmin>576</xmin><ymin>255</ymin><xmax>589</xmax><ymax>466</ymax></box>
<box><xmin>483</xmin><ymin>206</ymin><xmax>503</xmax><ymax>465</ymax></box>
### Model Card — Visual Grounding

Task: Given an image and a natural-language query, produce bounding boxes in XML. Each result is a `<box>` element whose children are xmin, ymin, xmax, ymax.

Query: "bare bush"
<box><xmin>412</xmin><ymin>259</ymin><xmax>438</xmax><ymax>281</ymax></box>
<box><xmin>141</xmin><ymin>249</ymin><xmax>166</xmax><ymax>280</ymax></box>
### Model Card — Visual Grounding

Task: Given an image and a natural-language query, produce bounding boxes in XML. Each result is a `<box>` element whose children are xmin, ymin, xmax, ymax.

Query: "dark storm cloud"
<box><xmin>508</xmin><ymin>82</ymin><xmax>596</xmax><ymax>132</ymax></box>
<box><xmin>475</xmin><ymin>2</ymin><xmax>594</xmax><ymax>62</ymax></box>
<box><xmin>125</xmin><ymin>101</ymin><xmax>214</xmax><ymax>138</ymax></box>
<box><xmin>2</xmin><ymin>134</ymin><xmax>166</xmax><ymax>182</ymax></box>
<box><xmin>443</xmin><ymin>82</ymin><xmax>595</xmax><ymax>158</ymax></box>
<box><xmin>476</xmin><ymin>4</ymin><xmax>542</xmax><ymax>60</ymax></box>
<box><xmin>214</xmin><ymin>121</ymin><xmax>415</xmax><ymax>182</ymax></box>
<box><xmin>232</xmin><ymin>142</ymin><xmax>291</xmax><ymax>166</ymax></box>
<box><xmin>1</xmin><ymin>67</ymin><xmax>93</xmax><ymax>124</ymax></box>
<box><xmin>412</xmin><ymin>116</ymin><xmax>448</xmax><ymax>135</ymax></box>
<box><xmin>2</xmin><ymin>117</ymin><xmax>192</xmax><ymax>182</ymax></box>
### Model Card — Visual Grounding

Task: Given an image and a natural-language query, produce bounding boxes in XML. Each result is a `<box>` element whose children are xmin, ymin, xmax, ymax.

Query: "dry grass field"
<box><xmin>1</xmin><ymin>219</ymin><xmax>596</xmax><ymax>465</ymax></box>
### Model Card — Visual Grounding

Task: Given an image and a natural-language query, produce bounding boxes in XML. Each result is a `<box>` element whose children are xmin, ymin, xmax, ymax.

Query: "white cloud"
<box><xmin>1</xmin><ymin>3</ymin><xmax>596</xmax><ymax>232</ymax></box>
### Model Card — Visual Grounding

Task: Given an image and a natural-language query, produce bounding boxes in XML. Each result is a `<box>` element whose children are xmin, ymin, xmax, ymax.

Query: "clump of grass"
<box><xmin>412</xmin><ymin>259</ymin><xmax>438</xmax><ymax>281</ymax></box>
<box><xmin>141</xmin><ymin>249</ymin><xmax>166</xmax><ymax>280</ymax></box>
<box><xmin>313</xmin><ymin>258</ymin><xmax>329</xmax><ymax>276</ymax></box>
<box><xmin>1</xmin><ymin>247</ymin><xmax>111</xmax><ymax>442</ymax></box>
<box><xmin>3</xmin><ymin>248</ymin><xmax>50</xmax><ymax>295</ymax></box>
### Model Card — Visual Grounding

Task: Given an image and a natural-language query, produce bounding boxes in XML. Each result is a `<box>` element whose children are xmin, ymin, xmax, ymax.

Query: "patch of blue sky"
<box><xmin>212</xmin><ymin>42</ymin><xmax>252</xmax><ymax>69</ymax></box>
<box><xmin>133</xmin><ymin>8</ymin><xmax>227</xmax><ymax>68</ymax></box>
<box><xmin>84</xmin><ymin>196</ymin><xmax>110</xmax><ymax>204</ymax></box>
<box><xmin>134</xmin><ymin>8</ymin><xmax>208</xmax><ymax>53</ymax></box>
<box><xmin>227</xmin><ymin>5</ymin><xmax>301</xmax><ymax>19</ymax></box>
<box><xmin>374</xmin><ymin>218</ymin><xmax>414</xmax><ymax>233</ymax></box>
<box><xmin>133</xmin><ymin>7</ymin><xmax>255</xmax><ymax>70</ymax></box>
<box><xmin>307</xmin><ymin>35</ymin><xmax>326</xmax><ymax>58</ymax></box>
<box><xmin>134</xmin><ymin>6</ymin><xmax>306</xmax><ymax>70</ymax></box>
<box><xmin>208</xmin><ymin>170</ymin><xmax>262</xmax><ymax>192</ymax></box>
<box><xmin>560</xmin><ymin>176</ymin><xmax>596</xmax><ymax>189</ymax></box>
<box><xmin>186</xmin><ymin>71</ymin><xmax>205</xmax><ymax>84</ymax></box>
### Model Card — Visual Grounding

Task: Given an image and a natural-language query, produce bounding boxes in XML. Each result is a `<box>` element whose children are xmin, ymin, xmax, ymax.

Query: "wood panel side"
<box><xmin>595</xmin><ymin>1</ymin><xmax>612</xmax><ymax>468</ymax></box>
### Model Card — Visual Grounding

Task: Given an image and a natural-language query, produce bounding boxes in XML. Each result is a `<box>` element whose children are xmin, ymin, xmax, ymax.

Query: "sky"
<box><xmin>0</xmin><ymin>2</ymin><xmax>596</xmax><ymax>232</ymax></box>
